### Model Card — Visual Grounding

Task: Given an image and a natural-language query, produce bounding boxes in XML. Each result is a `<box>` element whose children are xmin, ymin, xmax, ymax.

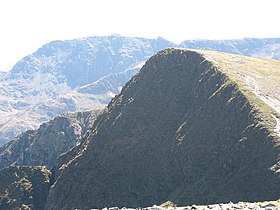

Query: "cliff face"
<box><xmin>0</xmin><ymin>166</ymin><xmax>51</xmax><ymax>210</ymax></box>
<box><xmin>0</xmin><ymin>110</ymin><xmax>101</xmax><ymax>169</ymax></box>
<box><xmin>43</xmin><ymin>49</ymin><xmax>280</xmax><ymax>209</ymax></box>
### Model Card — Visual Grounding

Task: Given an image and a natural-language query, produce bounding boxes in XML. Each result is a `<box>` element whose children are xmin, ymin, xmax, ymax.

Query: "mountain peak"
<box><xmin>45</xmin><ymin>49</ymin><xmax>280</xmax><ymax>209</ymax></box>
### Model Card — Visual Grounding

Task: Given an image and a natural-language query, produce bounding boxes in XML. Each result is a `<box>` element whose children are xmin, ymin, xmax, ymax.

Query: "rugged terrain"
<box><xmin>0</xmin><ymin>35</ymin><xmax>172</xmax><ymax>144</ymax></box>
<box><xmin>41</xmin><ymin>49</ymin><xmax>280</xmax><ymax>209</ymax></box>
<box><xmin>0</xmin><ymin>110</ymin><xmax>101</xmax><ymax>169</ymax></box>
<box><xmin>0</xmin><ymin>36</ymin><xmax>279</xmax><ymax>145</ymax></box>
<box><xmin>0</xmin><ymin>166</ymin><xmax>51</xmax><ymax>210</ymax></box>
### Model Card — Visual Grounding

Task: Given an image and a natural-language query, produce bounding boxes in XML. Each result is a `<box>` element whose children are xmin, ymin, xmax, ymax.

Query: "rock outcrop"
<box><xmin>0</xmin><ymin>110</ymin><xmax>101</xmax><ymax>169</ymax></box>
<box><xmin>0</xmin><ymin>166</ymin><xmax>51</xmax><ymax>210</ymax></box>
<box><xmin>44</xmin><ymin>49</ymin><xmax>280</xmax><ymax>209</ymax></box>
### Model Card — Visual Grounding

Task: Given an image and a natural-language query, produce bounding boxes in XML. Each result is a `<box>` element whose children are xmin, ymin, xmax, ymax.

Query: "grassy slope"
<box><xmin>197</xmin><ymin>49</ymin><xmax>280</xmax><ymax>134</ymax></box>
<box><xmin>166</xmin><ymin>49</ymin><xmax>280</xmax><ymax>205</ymax></box>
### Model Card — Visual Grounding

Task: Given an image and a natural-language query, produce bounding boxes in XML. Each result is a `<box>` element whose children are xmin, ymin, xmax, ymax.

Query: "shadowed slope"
<box><xmin>0</xmin><ymin>166</ymin><xmax>51</xmax><ymax>210</ymax></box>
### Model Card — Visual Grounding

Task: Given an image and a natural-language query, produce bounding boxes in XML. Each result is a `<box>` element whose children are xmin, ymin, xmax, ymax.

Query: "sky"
<box><xmin>0</xmin><ymin>0</ymin><xmax>279</xmax><ymax>71</ymax></box>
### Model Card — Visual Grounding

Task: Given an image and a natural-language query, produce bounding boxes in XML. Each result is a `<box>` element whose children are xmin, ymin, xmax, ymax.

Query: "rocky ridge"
<box><xmin>44</xmin><ymin>49</ymin><xmax>280</xmax><ymax>209</ymax></box>
<box><xmin>0</xmin><ymin>109</ymin><xmax>102</xmax><ymax>169</ymax></box>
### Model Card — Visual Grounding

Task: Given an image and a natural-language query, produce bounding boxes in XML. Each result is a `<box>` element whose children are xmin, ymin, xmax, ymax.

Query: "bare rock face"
<box><xmin>0</xmin><ymin>110</ymin><xmax>101</xmax><ymax>169</ymax></box>
<box><xmin>45</xmin><ymin>49</ymin><xmax>280</xmax><ymax>209</ymax></box>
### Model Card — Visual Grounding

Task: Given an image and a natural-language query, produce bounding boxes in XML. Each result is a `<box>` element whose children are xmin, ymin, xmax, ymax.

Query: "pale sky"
<box><xmin>0</xmin><ymin>0</ymin><xmax>279</xmax><ymax>71</ymax></box>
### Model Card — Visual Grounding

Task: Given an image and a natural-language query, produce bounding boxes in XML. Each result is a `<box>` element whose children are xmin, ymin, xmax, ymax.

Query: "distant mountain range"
<box><xmin>0</xmin><ymin>36</ymin><xmax>279</xmax><ymax>145</ymax></box>
<box><xmin>0</xmin><ymin>35</ymin><xmax>173</xmax><ymax>144</ymax></box>
<box><xmin>181</xmin><ymin>38</ymin><xmax>280</xmax><ymax>60</ymax></box>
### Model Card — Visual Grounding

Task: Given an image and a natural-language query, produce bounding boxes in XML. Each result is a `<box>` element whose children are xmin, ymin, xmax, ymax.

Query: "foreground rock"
<box><xmin>100</xmin><ymin>201</ymin><xmax>280</xmax><ymax>210</ymax></box>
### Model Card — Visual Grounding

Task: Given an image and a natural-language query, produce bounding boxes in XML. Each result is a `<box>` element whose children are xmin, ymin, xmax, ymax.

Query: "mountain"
<box><xmin>0</xmin><ymin>35</ymin><xmax>174</xmax><ymax>145</ymax></box>
<box><xmin>0</xmin><ymin>71</ymin><xmax>6</xmax><ymax>78</ymax></box>
<box><xmin>0</xmin><ymin>166</ymin><xmax>51</xmax><ymax>210</ymax></box>
<box><xmin>179</xmin><ymin>38</ymin><xmax>280</xmax><ymax>59</ymax></box>
<box><xmin>1</xmin><ymin>36</ymin><xmax>279</xmax><ymax>146</ymax></box>
<box><xmin>43</xmin><ymin>49</ymin><xmax>280</xmax><ymax>209</ymax></box>
<box><xmin>0</xmin><ymin>110</ymin><xmax>101</xmax><ymax>170</ymax></box>
<box><xmin>78</xmin><ymin>62</ymin><xmax>144</xmax><ymax>95</ymax></box>
<box><xmin>4</xmin><ymin>35</ymin><xmax>173</xmax><ymax>88</ymax></box>
<box><xmin>252</xmin><ymin>43</ymin><xmax>280</xmax><ymax>60</ymax></box>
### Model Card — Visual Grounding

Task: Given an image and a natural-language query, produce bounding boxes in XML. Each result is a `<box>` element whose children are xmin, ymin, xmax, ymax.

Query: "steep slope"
<box><xmin>0</xmin><ymin>166</ymin><xmax>51</xmax><ymax>210</ymax></box>
<box><xmin>0</xmin><ymin>35</ymin><xmax>174</xmax><ymax>144</ymax></box>
<box><xmin>0</xmin><ymin>110</ymin><xmax>101</xmax><ymax>169</ymax></box>
<box><xmin>45</xmin><ymin>49</ymin><xmax>280</xmax><ymax>209</ymax></box>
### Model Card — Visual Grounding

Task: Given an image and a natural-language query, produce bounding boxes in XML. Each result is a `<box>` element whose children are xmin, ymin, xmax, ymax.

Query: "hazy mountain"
<box><xmin>0</xmin><ymin>71</ymin><xmax>6</xmax><ymax>78</ymax></box>
<box><xmin>4</xmin><ymin>35</ymin><xmax>173</xmax><ymax>88</ymax></box>
<box><xmin>0</xmin><ymin>35</ymin><xmax>174</xmax><ymax>145</ymax></box>
<box><xmin>78</xmin><ymin>62</ymin><xmax>144</xmax><ymax>95</ymax></box>
<box><xmin>252</xmin><ymin>43</ymin><xmax>280</xmax><ymax>60</ymax></box>
<box><xmin>179</xmin><ymin>38</ymin><xmax>280</xmax><ymax>59</ymax></box>
<box><xmin>43</xmin><ymin>49</ymin><xmax>280</xmax><ymax>209</ymax></box>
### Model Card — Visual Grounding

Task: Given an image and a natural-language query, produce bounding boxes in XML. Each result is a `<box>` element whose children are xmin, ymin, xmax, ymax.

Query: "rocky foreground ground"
<box><xmin>98</xmin><ymin>201</ymin><xmax>280</xmax><ymax>210</ymax></box>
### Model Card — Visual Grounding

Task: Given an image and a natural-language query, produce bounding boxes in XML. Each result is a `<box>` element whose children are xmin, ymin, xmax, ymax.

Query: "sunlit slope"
<box><xmin>197</xmin><ymin>49</ymin><xmax>280</xmax><ymax>136</ymax></box>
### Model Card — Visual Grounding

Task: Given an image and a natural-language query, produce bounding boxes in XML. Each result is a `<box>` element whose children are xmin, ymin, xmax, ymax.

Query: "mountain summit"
<box><xmin>45</xmin><ymin>49</ymin><xmax>280</xmax><ymax>209</ymax></box>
